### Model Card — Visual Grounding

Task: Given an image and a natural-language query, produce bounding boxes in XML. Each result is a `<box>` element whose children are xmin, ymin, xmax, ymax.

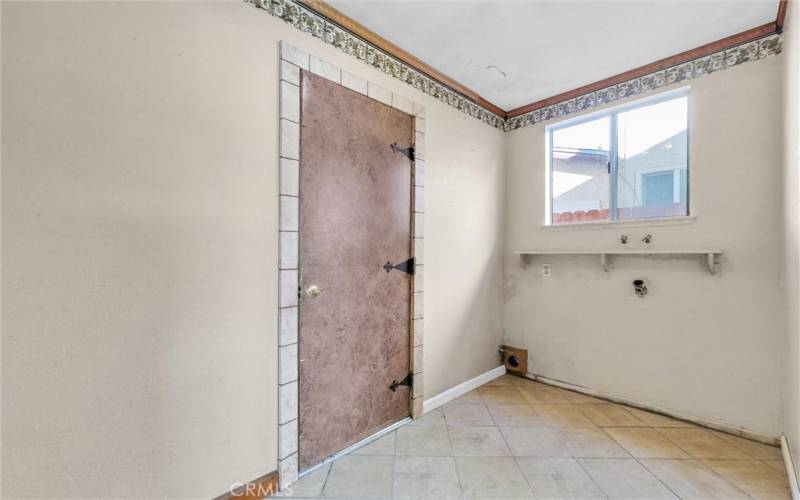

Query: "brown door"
<box><xmin>298</xmin><ymin>71</ymin><xmax>413</xmax><ymax>471</ymax></box>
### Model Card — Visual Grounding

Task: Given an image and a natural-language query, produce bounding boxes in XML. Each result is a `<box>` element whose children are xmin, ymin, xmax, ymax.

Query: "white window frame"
<box><xmin>545</xmin><ymin>87</ymin><xmax>690</xmax><ymax>225</ymax></box>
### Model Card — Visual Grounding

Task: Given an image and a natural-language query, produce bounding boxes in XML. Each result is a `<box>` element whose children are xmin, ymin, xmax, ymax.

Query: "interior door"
<box><xmin>298</xmin><ymin>70</ymin><xmax>413</xmax><ymax>471</ymax></box>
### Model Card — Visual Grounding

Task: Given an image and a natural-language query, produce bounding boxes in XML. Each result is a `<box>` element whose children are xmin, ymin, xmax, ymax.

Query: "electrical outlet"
<box><xmin>542</xmin><ymin>264</ymin><xmax>552</xmax><ymax>277</ymax></box>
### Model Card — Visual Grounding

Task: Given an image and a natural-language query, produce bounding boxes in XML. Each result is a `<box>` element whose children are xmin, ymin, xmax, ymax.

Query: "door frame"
<box><xmin>276</xmin><ymin>41</ymin><xmax>426</xmax><ymax>489</ymax></box>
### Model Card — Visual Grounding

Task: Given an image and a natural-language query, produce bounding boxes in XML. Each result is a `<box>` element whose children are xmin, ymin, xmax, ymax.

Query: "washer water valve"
<box><xmin>632</xmin><ymin>279</ymin><xmax>648</xmax><ymax>298</ymax></box>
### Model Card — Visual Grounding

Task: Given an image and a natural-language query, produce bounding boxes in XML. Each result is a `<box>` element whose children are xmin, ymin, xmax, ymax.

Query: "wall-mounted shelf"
<box><xmin>515</xmin><ymin>249</ymin><xmax>723</xmax><ymax>274</ymax></box>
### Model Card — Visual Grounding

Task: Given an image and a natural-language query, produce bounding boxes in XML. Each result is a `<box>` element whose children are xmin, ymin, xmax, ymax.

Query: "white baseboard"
<box><xmin>422</xmin><ymin>365</ymin><xmax>506</xmax><ymax>414</ymax></box>
<box><xmin>782</xmin><ymin>435</ymin><xmax>800</xmax><ymax>500</ymax></box>
<box><xmin>531</xmin><ymin>373</ymin><xmax>779</xmax><ymax>446</ymax></box>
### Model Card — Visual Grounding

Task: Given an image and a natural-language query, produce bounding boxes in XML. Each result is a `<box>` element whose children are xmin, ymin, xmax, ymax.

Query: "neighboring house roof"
<box><xmin>620</xmin><ymin>129</ymin><xmax>688</xmax><ymax>170</ymax></box>
<box><xmin>553</xmin><ymin>147</ymin><xmax>608</xmax><ymax>163</ymax></box>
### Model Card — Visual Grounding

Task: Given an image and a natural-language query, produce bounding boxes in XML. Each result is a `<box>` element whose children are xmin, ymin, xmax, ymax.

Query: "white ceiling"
<box><xmin>328</xmin><ymin>0</ymin><xmax>778</xmax><ymax>111</ymax></box>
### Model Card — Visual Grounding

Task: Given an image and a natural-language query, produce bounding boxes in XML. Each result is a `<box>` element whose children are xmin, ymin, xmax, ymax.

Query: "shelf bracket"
<box><xmin>520</xmin><ymin>254</ymin><xmax>532</xmax><ymax>269</ymax></box>
<box><xmin>706</xmin><ymin>252</ymin><xmax>720</xmax><ymax>275</ymax></box>
<box><xmin>600</xmin><ymin>253</ymin><xmax>610</xmax><ymax>272</ymax></box>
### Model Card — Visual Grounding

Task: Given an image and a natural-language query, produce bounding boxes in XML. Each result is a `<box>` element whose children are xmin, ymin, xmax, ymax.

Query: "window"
<box><xmin>548</xmin><ymin>90</ymin><xmax>689</xmax><ymax>225</ymax></box>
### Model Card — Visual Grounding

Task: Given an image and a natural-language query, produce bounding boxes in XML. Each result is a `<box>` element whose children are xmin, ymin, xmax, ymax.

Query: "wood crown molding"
<box><xmin>506</xmin><ymin>21</ymin><xmax>779</xmax><ymax>118</ymax></box>
<box><xmin>297</xmin><ymin>0</ymin><xmax>784</xmax><ymax>121</ymax></box>
<box><xmin>777</xmin><ymin>0</ymin><xmax>788</xmax><ymax>31</ymax></box>
<box><xmin>265</xmin><ymin>0</ymin><xmax>784</xmax><ymax>126</ymax></box>
<box><xmin>508</xmin><ymin>0</ymin><xmax>787</xmax><ymax>118</ymax></box>
<box><xmin>296</xmin><ymin>0</ymin><xmax>506</xmax><ymax>118</ymax></box>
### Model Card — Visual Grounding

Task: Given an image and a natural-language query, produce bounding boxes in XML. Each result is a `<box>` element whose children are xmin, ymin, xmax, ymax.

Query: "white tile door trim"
<box><xmin>277</xmin><ymin>40</ymin><xmax>425</xmax><ymax>490</ymax></box>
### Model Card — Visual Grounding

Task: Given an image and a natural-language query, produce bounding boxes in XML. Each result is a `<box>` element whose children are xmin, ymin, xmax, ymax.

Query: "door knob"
<box><xmin>305</xmin><ymin>285</ymin><xmax>328</xmax><ymax>299</ymax></box>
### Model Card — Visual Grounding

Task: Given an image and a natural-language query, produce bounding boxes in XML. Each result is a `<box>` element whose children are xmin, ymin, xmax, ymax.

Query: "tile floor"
<box><xmin>281</xmin><ymin>375</ymin><xmax>790</xmax><ymax>499</ymax></box>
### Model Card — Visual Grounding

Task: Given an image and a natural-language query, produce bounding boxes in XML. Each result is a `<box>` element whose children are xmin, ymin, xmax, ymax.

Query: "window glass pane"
<box><xmin>643</xmin><ymin>171</ymin><xmax>675</xmax><ymax>206</ymax></box>
<box><xmin>616</xmin><ymin>96</ymin><xmax>688</xmax><ymax>220</ymax></box>
<box><xmin>551</xmin><ymin>117</ymin><xmax>610</xmax><ymax>225</ymax></box>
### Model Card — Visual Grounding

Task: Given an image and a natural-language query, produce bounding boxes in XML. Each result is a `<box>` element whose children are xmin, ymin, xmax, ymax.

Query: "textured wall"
<box><xmin>504</xmin><ymin>55</ymin><xmax>785</xmax><ymax>439</ymax></box>
<box><xmin>1</xmin><ymin>2</ymin><xmax>506</xmax><ymax>497</ymax></box>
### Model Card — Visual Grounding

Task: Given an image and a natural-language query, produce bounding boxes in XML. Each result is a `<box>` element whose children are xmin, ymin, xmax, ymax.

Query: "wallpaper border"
<box><xmin>247</xmin><ymin>0</ymin><xmax>783</xmax><ymax>131</ymax></box>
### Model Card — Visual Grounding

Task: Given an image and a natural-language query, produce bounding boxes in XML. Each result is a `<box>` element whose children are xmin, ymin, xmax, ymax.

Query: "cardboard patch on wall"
<box><xmin>500</xmin><ymin>345</ymin><xmax>528</xmax><ymax>376</ymax></box>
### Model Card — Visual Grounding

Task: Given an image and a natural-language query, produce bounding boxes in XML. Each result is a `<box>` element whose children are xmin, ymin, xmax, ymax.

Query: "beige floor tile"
<box><xmin>452</xmin><ymin>390</ymin><xmax>483</xmax><ymax>403</ymax></box>
<box><xmin>442</xmin><ymin>402</ymin><xmax>494</xmax><ymax>426</ymax></box>
<box><xmin>553</xmin><ymin>428</ymin><xmax>631</xmax><ymax>458</ymax></box>
<box><xmin>605</xmin><ymin>428</ymin><xmax>690</xmax><ymax>459</ymax></box>
<box><xmin>288</xmin><ymin>463</ymin><xmax>331</xmax><ymax>498</ymax></box>
<box><xmin>710</xmin><ymin>430</ymin><xmax>783</xmax><ymax>460</ymax></box>
<box><xmin>534</xmin><ymin>404</ymin><xmax>597</xmax><ymax>428</ymax></box>
<box><xmin>517</xmin><ymin>382</ymin><xmax>570</xmax><ymax>404</ymax></box>
<box><xmin>641</xmin><ymin>459</ymin><xmax>749</xmax><ymax>499</ymax></box>
<box><xmin>657</xmin><ymin>428</ymin><xmax>750</xmax><ymax>459</ymax></box>
<box><xmin>703</xmin><ymin>459</ymin><xmax>792</xmax><ymax>499</ymax></box>
<box><xmin>298</xmin><ymin>377</ymin><xmax>794</xmax><ymax>500</ymax></box>
<box><xmin>394</xmin><ymin>456</ymin><xmax>462</xmax><ymax>499</ymax></box>
<box><xmin>625</xmin><ymin>407</ymin><xmax>695</xmax><ymax>428</ymax></box>
<box><xmin>396</xmin><ymin>425</ymin><xmax>453</xmax><ymax>456</ymax></box>
<box><xmin>508</xmin><ymin>374</ymin><xmax>536</xmax><ymax>386</ymax></box>
<box><xmin>499</xmin><ymin>426</ymin><xmax>570</xmax><ymax>457</ymax></box>
<box><xmin>449</xmin><ymin>425</ymin><xmax>511</xmax><ymax>456</ymax></box>
<box><xmin>558</xmin><ymin>389</ymin><xmax>602</xmax><ymax>404</ymax></box>
<box><xmin>487</xmin><ymin>403</ymin><xmax>545</xmax><ymax>427</ymax></box>
<box><xmin>578</xmin><ymin>458</ymin><xmax>677</xmax><ymax>499</ymax></box>
<box><xmin>478</xmin><ymin>385</ymin><xmax>525</xmax><ymax>404</ymax></box>
<box><xmin>409</xmin><ymin>408</ymin><xmax>446</xmax><ymax>426</ymax></box>
<box><xmin>578</xmin><ymin>403</ymin><xmax>647</xmax><ymax>427</ymax></box>
<box><xmin>456</xmin><ymin>456</ymin><xmax>534</xmax><ymax>499</ymax></box>
<box><xmin>486</xmin><ymin>374</ymin><xmax>516</xmax><ymax>386</ymax></box>
<box><xmin>516</xmin><ymin>457</ymin><xmax>607</xmax><ymax>499</ymax></box>
<box><xmin>322</xmin><ymin>455</ymin><xmax>394</xmax><ymax>498</ymax></box>
<box><xmin>764</xmin><ymin>460</ymin><xmax>789</xmax><ymax>475</ymax></box>
<box><xmin>353</xmin><ymin>431</ymin><xmax>395</xmax><ymax>455</ymax></box>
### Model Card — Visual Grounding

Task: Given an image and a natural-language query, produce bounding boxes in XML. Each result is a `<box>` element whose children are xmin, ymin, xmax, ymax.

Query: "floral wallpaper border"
<box><xmin>505</xmin><ymin>34</ymin><xmax>783</xmax><ymax>131</ymax></box>
<box><xmin>247</xmin><ymin>0</ymin><xmax>782</xmax><ymax>132</ymax></box>
<box><xmin>249</xmin><ymin>0</ymin><xmax>505</xmax><ymax>129</ymax></box>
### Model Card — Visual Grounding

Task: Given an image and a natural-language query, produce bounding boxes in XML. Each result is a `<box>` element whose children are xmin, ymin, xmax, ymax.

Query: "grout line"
<box><xmin>317</xmin><ymin>459</ymin><xmax>333</xmax><ymax>498</ymax></box>
<box><xmin>572</xmin><ymin>456</ymin><xmax>615</xmax><ymax>498</ymax></box>
<box><xmin>631</xmin><ymin>454</ymin><xmax>691</xmax><ymax>499</ymax></box>
<box><xmin>387</xmin><ymin>437</ymin><xmax>397</xmax><ymax>499</ymax></box>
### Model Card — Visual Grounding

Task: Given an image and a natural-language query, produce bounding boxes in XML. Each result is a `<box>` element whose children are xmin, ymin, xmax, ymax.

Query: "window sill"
<box><xmin>542</xmin><ymin>215</ymin><xmax>697</xmax><ymax>231</ymax></box>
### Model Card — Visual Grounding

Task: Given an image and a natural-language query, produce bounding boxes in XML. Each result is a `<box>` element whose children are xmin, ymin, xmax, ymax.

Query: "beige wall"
<box><xmin>783</xmin><ymin>0</ymin><xmax>800</xmax><ymax>479</ymax></box>
<box><xmin>504</xmin><ymin>56</ymin><xmax>785</xmax><ymax>439</ymax></box>
<box><xmin>1</xmin><ymin>2</ymin><xmax>506</xmax><ymax>497</ymax></box>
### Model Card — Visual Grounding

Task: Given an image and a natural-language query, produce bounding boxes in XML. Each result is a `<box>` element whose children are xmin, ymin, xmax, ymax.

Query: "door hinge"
<box><xmin>389</xmin><ymin>372</ymin><xmax>413</xmax><ymax>392</ymax></box>
<box><xmin>390</xmin><ymin>142</ymin><xmax>415</xmax><ymax>161</ymax></box>
<box><xmin>383</xmin><ymin>257</ymin><xmax>415</xmax><ymax>275</ymax></box>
